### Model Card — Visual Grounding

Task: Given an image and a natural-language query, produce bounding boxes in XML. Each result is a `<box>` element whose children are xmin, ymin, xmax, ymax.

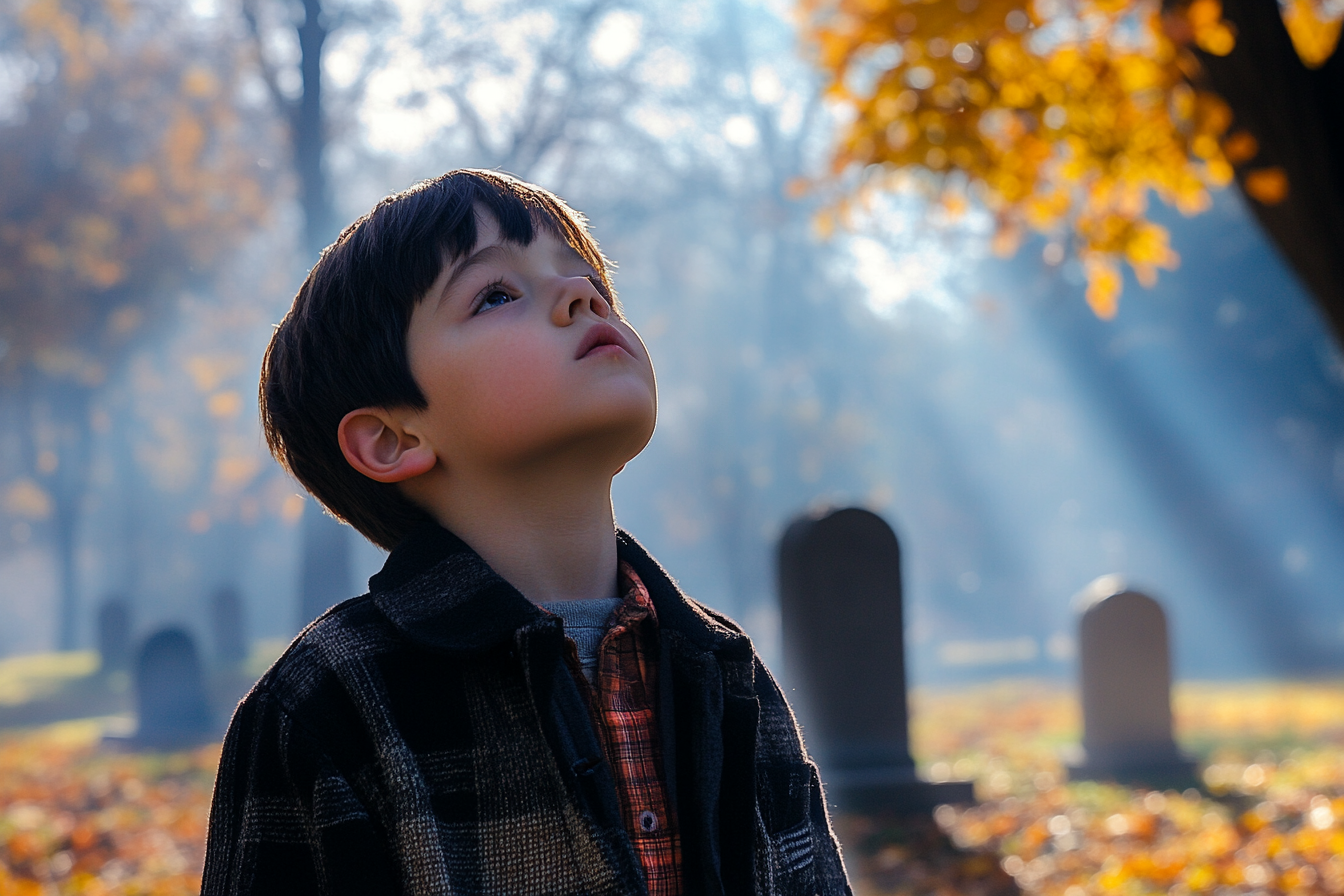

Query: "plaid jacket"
<box><xmin>201</xmin><ymin>525</ymin><xmax>852</xmax><ymax>896</ymax></box>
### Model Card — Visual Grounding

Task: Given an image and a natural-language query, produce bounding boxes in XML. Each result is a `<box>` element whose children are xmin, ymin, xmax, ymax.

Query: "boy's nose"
<box><xmin>552</xmin><ymin>277</ymin><xmax>611</xmax><ymax>325</ymax></box>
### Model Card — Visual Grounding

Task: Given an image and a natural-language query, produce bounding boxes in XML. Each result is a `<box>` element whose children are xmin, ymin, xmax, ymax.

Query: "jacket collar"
<box><xmin>615</xmin><ymin>529</ymin><xmax>748</xmax><ymax>654</ymax></box>
<box><xmin>368</xmin><ymin>522</ymin><xmax>746</xmax><ymax>654</ymax></box>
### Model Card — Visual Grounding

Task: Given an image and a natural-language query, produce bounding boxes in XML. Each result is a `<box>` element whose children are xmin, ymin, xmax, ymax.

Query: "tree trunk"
<box><xmin>288</xmin><ymin>0</ymin><xmax>353</xmax><ymax>628</ymax></box>
<box><xmin>1184</xmin><ymin>0</ymin><xmax>1344</xmax><ymax>344</ymax></box>
<box><xmin>43</xmin><ymin>383</ymin><xmax>91</xmax><ymax>651</ymax></box>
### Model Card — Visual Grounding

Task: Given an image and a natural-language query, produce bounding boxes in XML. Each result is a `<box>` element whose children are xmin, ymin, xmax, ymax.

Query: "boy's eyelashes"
<box><xmin>468</xmin><ymin>273</ymin><xmax>611</xmax><ymax>316</ymax></box>
<box><xmin>472</xmin><ymin>279</ymin><xmax>518</xmax><ymax>315</ymax></box>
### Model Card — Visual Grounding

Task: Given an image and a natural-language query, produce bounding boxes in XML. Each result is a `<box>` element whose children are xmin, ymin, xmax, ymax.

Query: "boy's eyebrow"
<box><xmin>436</xmin><ymin>244</ymin><xmax>512</xmax><ymax>308</ymax></box>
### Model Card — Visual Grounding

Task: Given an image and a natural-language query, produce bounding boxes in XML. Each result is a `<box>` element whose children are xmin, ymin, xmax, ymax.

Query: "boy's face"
<box><xmin>402</xmin><ymin>209</ymin><xmax>657</xmax><ymax>478</ymax></box>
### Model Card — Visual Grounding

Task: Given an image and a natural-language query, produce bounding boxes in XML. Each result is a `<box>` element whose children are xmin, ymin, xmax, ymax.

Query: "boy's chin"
<box><xmin>480</xmin><ymin>410</ymin><xmax>655</xmax><ymax>474</ymax></box>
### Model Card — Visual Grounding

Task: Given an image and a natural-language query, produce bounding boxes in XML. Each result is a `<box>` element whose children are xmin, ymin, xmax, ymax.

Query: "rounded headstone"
<box><xmin>134</xmin><ymin>628</ymin><xmax>212</xmax><ymax>748</ymax></box>
<box><xmin>778</xmin><ymin>507</ymin><xmax>913</xmax><ymax>775</ymax></box>
<box><xmin>1069</xmin><ymin>585</ymin><xmax>1197</xmax><ymax>787</ymax></box>
<box><xmin>778</xmin><ymin>507</ymin><xmax>976</xmax><ymax>812</ymax></box>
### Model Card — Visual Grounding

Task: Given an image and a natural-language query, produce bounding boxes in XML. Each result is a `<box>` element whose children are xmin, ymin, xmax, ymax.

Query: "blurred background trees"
<box><xmin>241</xmin><ymin>0</ymin><xmax>394</xmax><ymax>628</ymax></box>
<box><xmin>0</xmin><ymin>0</ymin><xmax>277</xmax><ymax>650</ymax></box>
<box><xmin>0</xmin><ymin>0</ymin><xmax>1340</xmax><ymax>683</ymax></box>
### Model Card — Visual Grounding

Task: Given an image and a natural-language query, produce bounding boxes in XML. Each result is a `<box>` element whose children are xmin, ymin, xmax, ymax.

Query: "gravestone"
<box><xmin>778</xmin><ymin>507</ymin><xmax>975</xmax><ymax>813</ymax></box>
<box><xmin>132</xmin><ymin>628</ymin><xmax>213</xmax><ymax>749</ymax></box>
<box><xmin>210</xmin><ymin>586</ymin><xmax>248</xmax><ymax>665</ymax></box>
<box><xmin>96</xmin><ymin>598</ymin><xmax>132</xmax><ymax>673</ymax></box>
<box><xmin>1067</xmin><ymin>583</ymin><xmax>1198</xmax><ymax>788</ymax></box>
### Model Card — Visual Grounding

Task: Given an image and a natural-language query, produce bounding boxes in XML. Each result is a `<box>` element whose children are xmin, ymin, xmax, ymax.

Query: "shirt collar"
<box><xmin>611</xmin><ymin>559</ymin><xmax>657</xmax><ymax>629</ymax></box>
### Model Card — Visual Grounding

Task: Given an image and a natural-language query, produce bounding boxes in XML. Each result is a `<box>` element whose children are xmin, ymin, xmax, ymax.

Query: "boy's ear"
<box><xmin>337</xmin><ymin>408</ymin><xmax>437</xmax><ymax>483</ymax></box>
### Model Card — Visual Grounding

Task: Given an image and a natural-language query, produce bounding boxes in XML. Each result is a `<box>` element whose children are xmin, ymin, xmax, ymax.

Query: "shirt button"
<box><xmin>638</xmin><ymin>810</ymin><xmax>659</xmax><ymax>833</ymax></box>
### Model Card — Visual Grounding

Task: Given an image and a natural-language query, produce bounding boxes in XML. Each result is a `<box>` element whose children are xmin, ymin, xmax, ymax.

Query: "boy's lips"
<box><xmin>575</xmin><ymin>323</ymin><xmax>634</xmax><ymax>359</ymax></box>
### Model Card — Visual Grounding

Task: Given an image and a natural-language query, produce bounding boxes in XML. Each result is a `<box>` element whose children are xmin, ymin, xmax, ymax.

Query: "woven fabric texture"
<box><xmin>200</xmin><ymin>525</ymin><xmax>853</xmax><ymax>896</ymax></box>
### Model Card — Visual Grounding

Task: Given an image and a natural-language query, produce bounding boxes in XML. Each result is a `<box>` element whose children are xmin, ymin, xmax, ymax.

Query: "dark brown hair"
<box><xmin>260</xmin><ymin>169</ymin><xmax>616</xmax><ymax>550</ymax></box>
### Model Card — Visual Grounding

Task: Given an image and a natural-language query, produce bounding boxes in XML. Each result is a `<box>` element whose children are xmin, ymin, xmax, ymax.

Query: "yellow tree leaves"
<box><xmin>800</xmin><ymin>0</ymin><xmax>1335</xmax><ymax>318</ymax></box>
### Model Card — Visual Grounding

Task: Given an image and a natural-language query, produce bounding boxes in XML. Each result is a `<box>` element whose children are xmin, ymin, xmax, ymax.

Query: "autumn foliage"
<box><xmin>6</xmin><ymin>681</ymin><xmax>1344</xmax><ymax>894</ymax></box>
<box><xmin>853</xmin><ymin>679</ymin><xmax>1344</xmax><ymax>896</ymax></box>
<box><xmin>0</xmin><ymin>722</ymin><xmax>216</xmax><ymax>895</ymax></box>
<box><xmin>0</xmin><ymin>0</ymin><xmax>275</xmax><ymax>388</ymax></box>
<box><xmin>800</xmin><ymin>0</ymin><xmax>1344</xmax><ymax>317</ymax></box>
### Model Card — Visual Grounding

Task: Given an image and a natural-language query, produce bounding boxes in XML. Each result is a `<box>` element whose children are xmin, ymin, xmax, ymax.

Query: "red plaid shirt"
<box><xmin>566</xmin><ymin>562</ymin><xmax>683</xmax><ymax>896</ymax></box>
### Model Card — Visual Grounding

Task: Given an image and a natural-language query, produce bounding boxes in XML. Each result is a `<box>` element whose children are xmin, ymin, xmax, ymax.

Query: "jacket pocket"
<box><xmin>756</xmin><ymin>763</ymin><xmax>812</xmax><ymax>834</ymax></box>
<box><xmin>756</xmin><ymin>764</ymin><xmax>817</xmax><ymax>893</ymax></box>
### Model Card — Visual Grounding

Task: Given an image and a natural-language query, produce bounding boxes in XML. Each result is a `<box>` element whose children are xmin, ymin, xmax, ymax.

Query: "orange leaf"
<box><xmin>1243</xmin><ymin>166</ymin><xmax>1289</xmax><ymax>205</ymax></box>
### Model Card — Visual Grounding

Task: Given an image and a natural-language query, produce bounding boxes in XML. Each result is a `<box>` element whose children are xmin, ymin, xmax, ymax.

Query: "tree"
<box><xmin>242</xmin><ymin>0</ymin><xmax>393</xmax><ymax>628</ymax></box>
<box><xmin>0</xmin><ymin>0</ymin><xmax>275</xmax><ymax>649</ymax></box>
<box><xmin>799</xmin><ymin>0</ymin><xmax>1343</xmax><ymax>334</ymax></box>
<box><xmin>1187</xmin><ymin>0</ymin><xmax>1344</xmax><ymax>342</ymax></box>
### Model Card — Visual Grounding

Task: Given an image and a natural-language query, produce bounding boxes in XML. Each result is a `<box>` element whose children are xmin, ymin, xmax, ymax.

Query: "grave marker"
<box><xmin>132</xmin><ymin>628</ymin><xmax>213</xmax><ymax>749</ymax></box>
<box><xmin>210</xmin><ymin>586</ymin><xmax>248</xmax><ymax>665</ymax></box>
<box><xmin>96</xmin><ymin>598</ymin><xmax>132</xmax><ymax>673</ymax></box>
<box><xmin>1067</xmin><ymin>582</ymin><xmax>1198</xmax><ymax>788</ymax></box>
<box><xmin>778</xmin><ymin>507</ymin><xmax>974</xmax><ymax>813</ymax></box>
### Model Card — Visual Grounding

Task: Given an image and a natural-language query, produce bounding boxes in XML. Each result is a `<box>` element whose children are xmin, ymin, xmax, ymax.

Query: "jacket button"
<box><xmin>638</xmin><ymin>810</ymin><xmax>658</xmax><ymax>833</ymax></box>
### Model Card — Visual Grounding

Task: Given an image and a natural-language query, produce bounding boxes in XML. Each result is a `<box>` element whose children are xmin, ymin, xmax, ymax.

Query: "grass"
<box><xmin>0</xmin><ymin>652</ymin><xmax>100</xmax><ymax>708</ymax></box>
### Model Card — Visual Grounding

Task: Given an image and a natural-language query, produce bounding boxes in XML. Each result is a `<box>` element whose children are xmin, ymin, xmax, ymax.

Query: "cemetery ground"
<box><xmin>2</xmin><ymin>668</ymin><xmax>1344</xmax><ymax>896</ymax></box>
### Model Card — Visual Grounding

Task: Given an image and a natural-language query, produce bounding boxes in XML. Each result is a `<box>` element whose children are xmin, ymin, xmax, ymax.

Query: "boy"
<box><xmin>202</xmin><ymin>169</ymin><xmax>852</xmax><ymax>896</ymax></box>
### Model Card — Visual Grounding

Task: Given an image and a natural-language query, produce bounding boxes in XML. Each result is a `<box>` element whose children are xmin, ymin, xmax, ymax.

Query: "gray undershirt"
<box><xmin>538</xmin><ymin>597</ymin><xmax>624</xmax><ymax>685</ymax></box>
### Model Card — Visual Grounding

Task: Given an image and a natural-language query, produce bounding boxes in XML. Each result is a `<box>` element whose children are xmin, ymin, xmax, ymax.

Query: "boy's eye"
<box><xmin>476</xmin><ymin>287</ymin><xmax>516</xmax><ymax>313</ymax></box>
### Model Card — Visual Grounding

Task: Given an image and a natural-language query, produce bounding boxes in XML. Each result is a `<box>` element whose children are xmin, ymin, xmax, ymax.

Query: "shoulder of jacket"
<box><xmin>246</xmin><ymin>593</ymin><xmax>395</xmax><ymax>716</ymax></box>
<box><xmin>681</xmin><ymin>597</ymin><xmax>748</xmax><ymax>636</ymax></box>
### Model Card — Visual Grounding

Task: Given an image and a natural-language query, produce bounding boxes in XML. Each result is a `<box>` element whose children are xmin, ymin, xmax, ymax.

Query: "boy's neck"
<box><xmin>411</xmin><ymin>461</ymin><xmax>621</xmax><ymax>605</ymax></box>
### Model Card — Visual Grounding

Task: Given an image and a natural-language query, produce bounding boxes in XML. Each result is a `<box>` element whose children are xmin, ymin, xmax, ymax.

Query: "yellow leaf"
<box><xmin>1195</xmin><ymin>21</ymin><xmax>1236</xmax><ymax>56</ymax></box>
<box><xmin>1205</xmin><ymin>157</ymin><xmax>1234</xmax><ymax>187</ymax></box>
<box><xmin>1084</xmin><ymin>258</ymin><xmax>1121</xmax><ymax>319</ymax></box>
<box><xmin>1187</xmin><ymin>0</ymin><xmax>1223</xmax><ymax>28</ymax></box>
<box><xmin>1281</xmin><ymin>0</ymin><xmax>1344</xmax><ymax>68</ymax></box>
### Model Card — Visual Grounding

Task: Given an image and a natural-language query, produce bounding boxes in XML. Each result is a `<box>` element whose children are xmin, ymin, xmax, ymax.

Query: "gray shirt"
<box><xmin>537</xmin><ymin>596</ymin><xmax>623</xmax><ymax>684</ymax></box>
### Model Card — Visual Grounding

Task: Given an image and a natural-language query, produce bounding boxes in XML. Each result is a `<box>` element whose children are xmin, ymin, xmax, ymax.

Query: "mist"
<box><xmin>1</xmin><ymin>0</ymin><xmax>1340</xmax><ymax>690</ymax></box>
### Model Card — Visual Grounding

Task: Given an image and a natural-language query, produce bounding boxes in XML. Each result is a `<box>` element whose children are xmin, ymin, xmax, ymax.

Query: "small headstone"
<box><xmin>778</xmin><ymin>507</ymin><xmax>974</xmax><ymax>813</ymax></box>
<box><xmin>1067</xmin><ymin>581</ymin><xmax>1198</xmax><ymax>788</ymax></box>
<box><xmin>96</xmin><ymin>598</ymin><xmax>132</xmax><ymax>673</ymax></box>
<box><xmin>132</xmin><ymin>628</ymin><xmax>213</xmax><ymax>749</ymax></box>
<box><xmin>210</xmin><ymin>586</ymin><xmax>248</xmax><ymax>665</ymax></box>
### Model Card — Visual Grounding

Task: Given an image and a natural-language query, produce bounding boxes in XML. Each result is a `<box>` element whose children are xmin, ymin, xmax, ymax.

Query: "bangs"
<box><xmin>417</xmin><ymin>173</ymin><xmax>616</xmax><ymax>305</ymax></box>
